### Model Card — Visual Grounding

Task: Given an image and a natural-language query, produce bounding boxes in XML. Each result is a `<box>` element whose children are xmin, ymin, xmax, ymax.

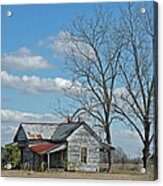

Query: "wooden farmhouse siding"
<box><xmin>67</xmin><ymin>125</ymin><xmax>100</xmax><ymax>172</ymax></box>
<box><xmin>13</xmin><ymin>122</ymin><xmax>115</xmax><ymax>172</ymax></box>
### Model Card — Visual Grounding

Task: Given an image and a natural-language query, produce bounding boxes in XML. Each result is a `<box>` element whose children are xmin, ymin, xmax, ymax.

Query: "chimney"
<box><xmin>78</xmin><ymin>117</ymin><xmax>84</xmax><ymax>123</ymax></box>
<box><xmin>67</xmin><ymin>116</ymin><xmax>73</xmax><ymax>123</ymax></box>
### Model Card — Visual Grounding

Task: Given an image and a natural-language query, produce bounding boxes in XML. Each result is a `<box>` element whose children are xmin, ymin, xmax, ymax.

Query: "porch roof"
<box><xmin>100</xmin><ymin>142</ymin><xmax>116</xmax><ymax>150</ymax></box>
<box><xmin>29</xmin><ymin>142</ymin><xmax>67</xmax><ymax>155</ymax></box>
<box><xmin>30</xmin><ymin>142</ymin><xmax>57</xmax><ymax>154</ymax></box>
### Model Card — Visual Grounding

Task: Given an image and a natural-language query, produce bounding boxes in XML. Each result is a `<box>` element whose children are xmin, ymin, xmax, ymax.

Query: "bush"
<box><xmin>3</xmin><ymin>144</ymin><xmax>21</xmax><ymax>169</ymax></box>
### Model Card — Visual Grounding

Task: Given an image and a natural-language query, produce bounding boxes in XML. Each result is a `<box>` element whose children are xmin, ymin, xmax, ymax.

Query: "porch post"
<box><xmin>47</xmin><ymin>153</ymin><xmax>50</xmax><ymax>170</ymax></box>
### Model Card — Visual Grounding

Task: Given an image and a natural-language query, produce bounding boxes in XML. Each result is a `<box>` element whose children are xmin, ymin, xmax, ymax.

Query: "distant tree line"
<box><xmin>112</xmin><ymin>147</ymin><xmax>142</xmax><ymax>164</ymax></box>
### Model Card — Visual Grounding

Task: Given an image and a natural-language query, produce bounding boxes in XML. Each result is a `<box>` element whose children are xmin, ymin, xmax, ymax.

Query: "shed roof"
<box><xmin>29</xmin><ymin>142</ymin><xmax>67</xmax><ymax>154</ymax></box>
<box><xmin>30</xmin><ymin>142</ymin><xmax>56</xmax><ymax>154</ymax></box>
<box><xmin>100</xmin><ymin>142</ymin><xmax>116</xmax><ymax>150</ymax></box>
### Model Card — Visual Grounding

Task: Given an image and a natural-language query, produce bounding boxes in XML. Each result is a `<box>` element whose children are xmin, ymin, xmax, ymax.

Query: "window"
<box><xmin>81</xmin><ymin>147</ymin><xmax>88</xmax><ymax>163</ymax></box>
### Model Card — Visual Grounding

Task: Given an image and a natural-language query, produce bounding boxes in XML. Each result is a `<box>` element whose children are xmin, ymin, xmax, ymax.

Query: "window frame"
<box><xmin>80</xmin><ymin>146</ymin><xmax>88</xmax><ymax>164</ymax></box>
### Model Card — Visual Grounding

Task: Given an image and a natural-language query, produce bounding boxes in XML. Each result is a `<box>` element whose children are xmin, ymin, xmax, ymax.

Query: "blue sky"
<box><xmin>1</xmin><ymin>2</ymin><xmax>151</xmax><ymax>157</ymax></box>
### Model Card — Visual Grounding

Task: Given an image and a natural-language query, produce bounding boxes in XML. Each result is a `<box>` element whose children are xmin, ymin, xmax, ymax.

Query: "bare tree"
<box><xmin>49</xmin><ymin>3</ymin><xmax>157</xmax><ymax>173</ymax></box>
<box><xmin>54</xmin><ymin>7</ymin><xmax>121</xmax><ymax>172</ymax></box>
<box><xmin>113</xmin><ymin>3</ymin><xmax>157</xmax><ymax>171</ymax></box>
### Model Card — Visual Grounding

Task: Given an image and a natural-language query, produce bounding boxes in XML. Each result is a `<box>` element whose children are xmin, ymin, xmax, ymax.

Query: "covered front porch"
<box><xmin>30</xmin><ymin>142</ymin><xmax>67</xmax><ymax>171</ymax></box>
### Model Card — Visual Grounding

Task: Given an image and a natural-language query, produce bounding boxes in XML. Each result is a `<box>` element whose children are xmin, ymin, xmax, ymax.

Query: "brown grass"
<box><xmin>1</xmin><ymin>167</ymin><xmax>155</xmax><ymax>181</ymax></box>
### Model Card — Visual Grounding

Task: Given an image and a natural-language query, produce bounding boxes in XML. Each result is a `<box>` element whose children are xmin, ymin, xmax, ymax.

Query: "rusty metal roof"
<box><xmin>29</xmin><ymin>142</ymin><xmax>67</xmax><ymax>154</ymax></box>
<box><xmin>30</xmin><ymin>142</ymin><xmax>56</xmax><ymax>154</ymax></box>
<box><xmin>18</xmin><ymin>122</ymin><xmax>83</xmax><ymax>141</ymax></box>
<box><xmin>21</xmin><ymin>123</ymin><xmax>59</xmax><ymax>140</ymax></box>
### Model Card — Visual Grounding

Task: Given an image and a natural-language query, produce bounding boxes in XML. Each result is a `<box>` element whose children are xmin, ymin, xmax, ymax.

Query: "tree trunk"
<box><xmin>142</xmin><ymin>123</ymin><xmax>150</xmax><ymax>171</ymax></box>
<box><xmin>142</xmin><ymin>144</ymin><xmax>150</xmax><ymax>171</ymax></box>
<box><xmin>142</xmin><ymin>147</ymin><xmax>147</xmax><ymax>170</ymax></box>
<box><xmin>105</xmin><ymin>123</ymin><xmax>112</xmax><ymax>173</ymax></box>
<box><xmin>107</xmin><ymin>150</ymin><xmax>112</xmax><ymax>173</ymax></box>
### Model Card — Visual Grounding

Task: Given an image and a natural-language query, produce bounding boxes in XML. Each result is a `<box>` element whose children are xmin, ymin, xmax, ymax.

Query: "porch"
<box><xmin>29</xmin><ymin>142</ymin><xmax>67</xmax><ymax>171</ymax></box>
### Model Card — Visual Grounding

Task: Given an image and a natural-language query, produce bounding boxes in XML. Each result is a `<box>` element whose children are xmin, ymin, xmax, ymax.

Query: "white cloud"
<box><xmin>113</xmin><ymin>128</ymin><xmax>139</xmax><ymax>138</ymax></box>
<box><xmin>1</xmin><ymin>109</ymin><xmax>65</xmax><ymax>146</ymax></box>
<box><xmin>38</xmin><ymin>31</ymin><xmax>95</xmax><ymax>60</ymax></box>
<box><xmin>2</xmin><ymin>47</ymin><xmax>54</xmax><ymax>71</ymax></box>
<box><xmin>1</xmin><ymin>125</ymin><xmax>17</xmax><ymax>135</ymax></box>
<box><xmin>1</xmin><ymin>109</ymin><xmax>64</xmax><ymax>123</ymax></box>
<box><xmin>1</xmin><ymin>71</ymin><xmax>82</xmax><ymax>95</ymax></box>
<box><xmin>1</xmin><ymin>125</ymin><xmax>17</xmax><ymax>146</ymax></box>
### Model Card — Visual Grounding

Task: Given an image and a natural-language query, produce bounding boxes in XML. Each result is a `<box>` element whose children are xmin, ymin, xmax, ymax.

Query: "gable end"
<box><xmin>14</xmin><ymin>124</ymin><xmax>27</xmax><ymax>142</ymax></box>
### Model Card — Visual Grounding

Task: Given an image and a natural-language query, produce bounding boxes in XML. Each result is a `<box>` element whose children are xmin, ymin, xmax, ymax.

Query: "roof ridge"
<box><xmin>20</xmin><ymin>121</ymin><xmax>84</xmax><ymax>125</ymax></box>
<box><xmin>58</xmin><ymin>122</ymin><xmax>83</xmax><ymax>125</ymax></box>
<box><xmin>21</xmin><ymin>122</ymin><xmax>60</xmax><ymax>125</ymax></box>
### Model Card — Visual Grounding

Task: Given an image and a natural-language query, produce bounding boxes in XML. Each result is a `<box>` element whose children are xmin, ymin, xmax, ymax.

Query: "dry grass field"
<box><xmin>1</xmin><ymin>164</ymin><xmax>156</xmax><ymax>181</ymax></box>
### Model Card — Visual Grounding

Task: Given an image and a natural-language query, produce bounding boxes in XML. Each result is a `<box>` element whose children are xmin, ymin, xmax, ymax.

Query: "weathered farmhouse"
<box><xmin>13</xmin><ymin>120</ymin><xmax>115</xmax><ymax>172</ymax></box>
